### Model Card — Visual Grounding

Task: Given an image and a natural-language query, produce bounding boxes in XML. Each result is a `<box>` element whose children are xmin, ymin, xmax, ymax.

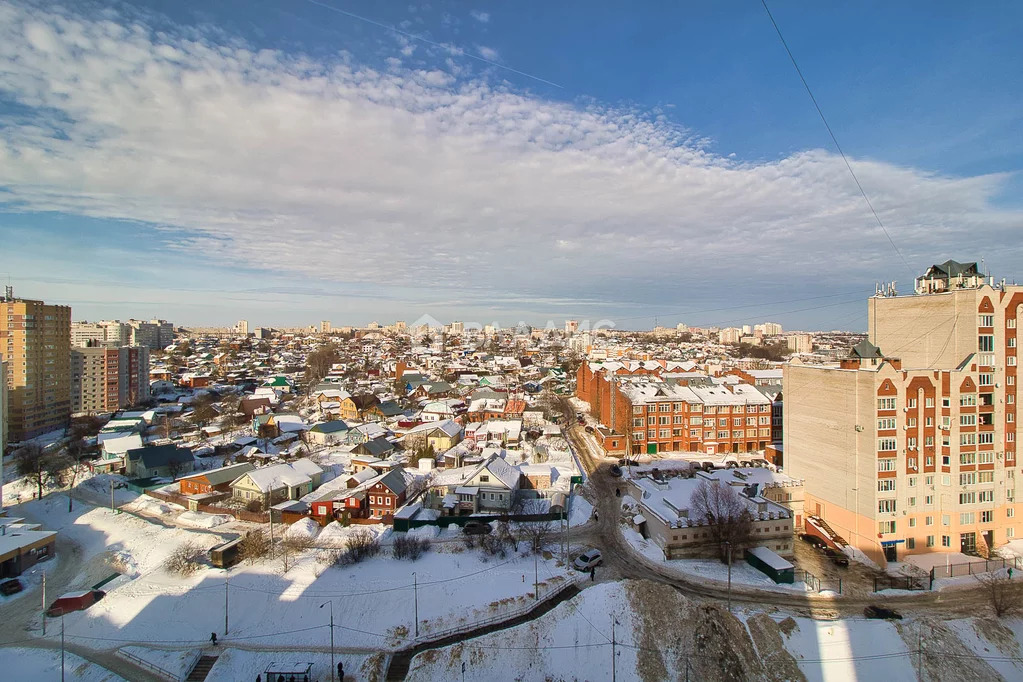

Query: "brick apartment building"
<box><xmin>0</xmin><ymin>294</ymin><xmax>71</xmax><ymax>442</ymax></box>
<box><xmin>577</xmin><ymin>360</ymin><xmax>781</xmax><ymax>456</ymax></box>
<box><xmin>785</xmin><ymin>260</ymin><xmax>1022</xmax><ymax>565</ymax></box>
<box><xmin>71</xmin><ymin>345</ymin><xmax>151</xmax><ymax>415</ymax></box>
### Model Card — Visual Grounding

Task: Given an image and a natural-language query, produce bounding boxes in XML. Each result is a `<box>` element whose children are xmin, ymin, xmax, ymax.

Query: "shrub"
<box><xmin>479</xmin><ymin>533</ymin><xmax>509</xmax><ymax>558</ymax></box>
<box><xmin>326</xmin><ymin>529</ymin><xmax>381</xmax><ymax>567</ymax></box>
<box><xmin>166</xmin><ymin>542</ymin><xmax>204</xmax><ymax>575</ymax></box>
<box><xmin>393</xmin><ymin>534</ymin><xmax>430</xmax><ymax>561</ymax></box>
<box><xmin>238</xmin><ymin>529</ymin><xmax>272</xmax><ymax>563</ymax></box>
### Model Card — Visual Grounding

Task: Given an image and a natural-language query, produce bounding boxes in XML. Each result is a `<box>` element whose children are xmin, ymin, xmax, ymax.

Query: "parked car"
<box><xmin>618</xmin><ymin>458</ymin><xmax>639</xmax><ymax>467</ymax></box>
<box><xmin>0</xmin><ymin>579</ymin><xmax>23</xmax><ymax>596</ymax></box>
<box><xmin>47</xmin><ymin>590</ymin><xmax>105</xmax><ymax>617</ymax></box>
<box><xmin>864</xmin><ymin>605</ymin><xmax>902</xmax><ymax>620</ymax></box>
<box><xmin>822</xmin><ymin>548</ymin><xmax>850</xmax><ymax>567</ymax></box>
<box><xmin>799</xmin><ymin>533</ymin><xmax>827</xmax><ymax>550</ymax></box>
<box><xmin>462</xmin><ymin>521</ymin><xmax>493</xmax><ymax>536</ymax></box>
<box><xmin>584</xmin><ymin>425</ymin><xmax>595</xmax><ymax>434</ymax></box>
<box><xmin>608</xmin><ymin>464</ymin><xmax>623</xmax><ymax>478</ymax></box>
<box><xmin>572</xmin><ymin>549</ymin><xmax>603</xmax><ymax>572</ymax></box>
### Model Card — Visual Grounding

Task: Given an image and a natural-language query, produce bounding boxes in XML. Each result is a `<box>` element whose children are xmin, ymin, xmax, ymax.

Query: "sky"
<box><xmin>1</xmin><ymin>0</ymin><xmax>1021</xmax><ymax>331</ymax></box>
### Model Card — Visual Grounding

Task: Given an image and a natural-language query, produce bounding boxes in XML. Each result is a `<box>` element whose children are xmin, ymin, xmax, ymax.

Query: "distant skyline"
<box><xmin>1</xmin><ymin>1</ymin><xmax>1021</xmax><ymax>331</ymax></box>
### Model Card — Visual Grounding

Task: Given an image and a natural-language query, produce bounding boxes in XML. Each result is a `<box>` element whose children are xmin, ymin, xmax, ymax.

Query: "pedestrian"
<box><xmin>590</xmin><ymin>565</ymin><xmax>596</xmax><ymax>582</ymax></box>
<box><xmin>1009</xmin><ymin>567</ymin><xmax>1014</xmax><ymax>579</ymax></box>
<box><xmin>338</xmin><ymin>661</ymin><xmax>345</xmax><ymax>680</ymax></box>
<box><xmin>594</xmin><ymin>511</ymin><xmax>599</xmax><ymax>522</ymax></box>
<box><xmin>210</xmin><ymin>632</ymin><xmax>217</xmax><ymax>646</ymax></box>
<box><xmin>615</xmin><ymin>488</ymin><xmax>620</xmax><ymax>497</ymax></box>
<box><xmin>256</xmin><ymin>676</ymin><xmax>261</xmax><ymax>682</ymax></box>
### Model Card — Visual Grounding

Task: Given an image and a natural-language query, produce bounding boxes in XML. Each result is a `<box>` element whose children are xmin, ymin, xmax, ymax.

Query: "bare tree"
<box><xmin>159</xmin><ymin>414</ymin><xmax>174</xmax><ymax>440</ymax></box>
<box><xmin>15</xmin><ymin>444</ymin><xmax>73</xmax><ymax>501</ymax></box>
<box><xmin>515</xmin><ymin>498</ymin><xmax>554</xmax><ymax>553</ymax></box>
<box><xmin>190</xmin><ymin>394</ymin><xmax>219</xmax><ymax>427</ymax></box>
<box><xmin>238</xmin><ymin>529</ymin><xmax>272</xmax><ymax>564</ymax></box>
<box><xmin>689</xmin><ymin>479</ymin><xmax>753</xmax><ymax>563</ymax></box>
<box><xmin>976</xmin><ymin>570</ymin><xmax>1023</xmax><ymax>617</ymax></box>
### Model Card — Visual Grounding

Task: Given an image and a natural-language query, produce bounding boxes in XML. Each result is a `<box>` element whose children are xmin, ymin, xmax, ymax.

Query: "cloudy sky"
<box><xmin>1</xmin><ymin>1</ymin><xmax>1021</xmax><ymax>331</ymax></box>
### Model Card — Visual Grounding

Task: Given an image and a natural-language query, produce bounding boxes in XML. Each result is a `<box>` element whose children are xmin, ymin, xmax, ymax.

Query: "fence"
<box><xmin>929</xmin><ymin>556</ymin><xmax>1023</xmax><ymax>585</ymax></box>
<box><xmin>395</xmin><ymin>511</ymin><xmax>566</xmax><ymax>533</ymax></box>
<box><xmin>797</xmin><ymin>569</ymin><xmax>842</xmax><ymax>594</ymax></box>
<box><xmin>147</xmin><ymin>489</ymin><xmax>270</xmax><ymax>523</ymax></box>
<box><xmin>873</xmin><ymin>575</ymin><xmax>926</xmax><ymax>592</ymax></box>
<box><xmin>409</xmin><ymin>573</ymin><xmax>582</xmax><ymax>645</ymax></box>
<box><xmin>117</xmin><ymin>648</ymin><xmax>200</xmax><ymax>682</ymax></box>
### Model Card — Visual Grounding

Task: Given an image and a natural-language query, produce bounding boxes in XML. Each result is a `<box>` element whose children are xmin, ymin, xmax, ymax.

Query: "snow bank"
<box><xmin>783</xmin><ymin>617</ymin><xmax>915</xmax><ymax>682</ymax></box>
<box><xmin>4</xmin><ymin>647</ymin><xmax>124</xmax><ymax>681</ymax></box>
<box><xmin>204</xmin><ymin>648</ymin><xmax>374</xmax><ymax>682</ymax></box>
<box><xmin>569</xmin><ymin>496</ymin><xmax>593</xmax><ymax>527</ymax></box>
<box><xmin>407</xmin><ymin>525</ymin><xmax>441</xmax><ymax>540</ymax></box>
<box><xmin>285</xmin><ymin>517</ymin><xmax>321</xmax><ymax>540</ymax></box>
<box><xmin>177</xmin><ymin>511</ymin><xmax>232</xmax><ymax>529</ymax></box>
<box><xmin>317</xmin><ymin>521</ymin><xmax>390</xmax><ymax>546</ymax></box>
<box><xmin>123</xmin><ymin>495</ymin><xmax>185</xmax><ymax>516</ymax></box>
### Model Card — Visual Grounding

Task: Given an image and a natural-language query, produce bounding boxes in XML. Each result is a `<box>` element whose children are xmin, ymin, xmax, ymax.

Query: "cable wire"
<box><xmin>760</xmin><ymin>0</ymin><xmax>915</xmax><ymax>280</ymax></box>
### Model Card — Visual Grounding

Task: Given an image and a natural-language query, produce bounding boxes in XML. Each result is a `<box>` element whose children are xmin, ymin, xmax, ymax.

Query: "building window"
<box><xmin>981</xmin><ymin>511</ymin><xmax>993</xmax><ymax>523</ymax></box>
<box><xmin>877</xmin><ymin>418</ymin><xmax>897</xmax><ymax>430</ymax></box>
<box><xmin>878</xmin><ymin>499</ymin><xmax>897</xmax><ymax>514</ymax></box>
<box><xmin>926</xmin><ymin>397</ymin><xmax>934</xmax><ymax>408</ymax></box>
<box><xmin>907</xmin><ymin>398</ymin><xmax>918</xmax><ymax>408</ymax></box>
<box><xmin>978</xmin><ymin>335</ymin><xmax>994</xmax><ymax>352</ymax></box>
<box><xmin>925</xmin><ymin>515</ymin><xmax>933</xmax><ymax>525</ymax></box>
<box><xmin>878</xmin><ymin>397</ymin><xmax>896</xmax><ymax>410</ymax></box>
<box><xmin>879</xmin><ymin>521</ymin><xmax>896</xmax><ymax>534</ymax></box>
<box><xmin>877</xmin><ymin>479</ymin><xmax>896</xmax><ymax>492</ymax></box>
<box><xmin>979</xmin><ymin>315</ymin><xmax>994</xmax><ymax>327</ymax></box>
<box><xmin>926</xmin><ymin>535</ymin><xmax>935</xmax><ymax>547</ymax></box>
<box><xmin>878</xmin><ymin>438</ymin><xmax>897</xmax><ymax>451</ymax></box>
<box><xmin>960</xmin><ymin>512</ymin><xmax>975</xmax><ymax>525</ymax></box>
<box><xmin>942</xmin><ymin>536</ymin><xmax>951</xmax><ymax>547</ymax></box>
<box><xmin>907</xmin><ymin>538</ymin><xmax>916</xmax><ymax>549</ymax></box>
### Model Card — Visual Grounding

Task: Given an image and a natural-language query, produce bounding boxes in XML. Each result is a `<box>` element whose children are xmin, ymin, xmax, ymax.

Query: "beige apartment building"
<box><xmin>71</xmin><ymin>320</ymin><xmax>132</xmax><ymax>347</ymax></box>
<box><xmin>0</xmin><ymin>295</ymin><xmax>72</xmax><ymax>442</ymax></box>
<box><xmin>71</xmin><ymin>346</ymin><xmax>150</xmax><ymax>415</ymax></box>
<box><xmin>785</xmin><ymin>261</ymin><xmax>1021</xmax><ymax>565</ymax></box>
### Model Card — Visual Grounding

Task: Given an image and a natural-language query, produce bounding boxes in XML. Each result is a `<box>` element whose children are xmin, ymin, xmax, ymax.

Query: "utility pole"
<box><xmin>534</xmin><ymin>550</ymin><xmax>539</xmax><ymax>601</ymax></box>
<box><xmin>42</xmin><ymin>573</ymin><xmax>46</xmax><ymax>636</ymax></box>
<box><xmin>917</xmin><ymin>626</ymin><xmax>923</xmax><ymax>679</ymax></box>
<box><xmin>110</xmin><ymin>479</ymin><xmax>115</xmax><ymax>511</ymax></box>
<box><xmin>611</xmin><ymin>617</ymin><xmax>618</xmax><ymax>682</ymax></box>
<box><xmin>412</xmin><ymin>572</ymin><xmax>419</xmax><ymax>638</ymax></box>
<box><xmin>725</xmin><ymin>541</ymin><xmax>733</xmax><ymax>613</ymax></box>
<box><xmin>224</xmin><ymin>571</ymin><xmax>229</xmax><ymax>635</ymax></box>
<box><xmin>61</xmin><ymin>614</ymin><xmax>65</xmax><ymax>682</ymax></box>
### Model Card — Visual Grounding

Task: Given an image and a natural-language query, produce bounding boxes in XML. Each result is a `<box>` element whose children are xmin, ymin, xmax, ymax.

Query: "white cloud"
<box><xmin>470</xmin><ymin>10</ymin><xmax>490</xmax><ymax>24</ymax></box>
<box><xmin>476</xmin><ymin>44</ymin><xmax>500</xmax><ymax>61</ymax></box>
<box><xmin>0</xmin><ymin>2</ymin><xmax>1020</xmax><ymax>319</ymax></box>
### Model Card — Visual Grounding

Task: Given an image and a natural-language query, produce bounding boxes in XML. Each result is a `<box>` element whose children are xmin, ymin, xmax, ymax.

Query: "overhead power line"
<box><xmin>760</xmin><ymin>0</ymin><xmax>916</xmax><ymax>281</ymax></box>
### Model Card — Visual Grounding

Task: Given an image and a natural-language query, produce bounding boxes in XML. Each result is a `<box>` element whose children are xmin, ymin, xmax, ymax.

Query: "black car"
<box><xmin>799</xmin><ymin>533</ymin><xmax>827</xmax><ymax>549</ymax></box>
<box><xmin>0</xmin><ymin>579</ymin><xmax>23</xmax><ymax>596</ymax></box>
<box><xmin>618</xmin><ymin>458</ymin><xmax>639</xmax><ymax>467</ymax></box>
<box><xmin>462</xmin><ymin>521</ymin><xmax>493</xmax><ymax>536</ymax></box>
<box><xmin>608</xmin><ymin>464</ymin><xmax>623</xmax><ymax>478</ymax></box>
<box><xmin>864</xmin><ymin>605</ymin><xmax>902</xmax><ymax>620</ymax></box>
<box><xmin>822</xmin><ymin>548</ymin><xmax>850</xmax><ymax>567</ymax></box>
<box><xmin>584</xmin><ymin>425</ymin><xmax>595</xmax><ymax>433</ymax></box>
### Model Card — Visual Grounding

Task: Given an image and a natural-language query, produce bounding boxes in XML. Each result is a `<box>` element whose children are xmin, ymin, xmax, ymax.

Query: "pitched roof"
<box><xmin>850</xmin><ymin>339</ymin><xmax>883</xmax><ymax>359</ymax></box>
<box><xmin>126</xmin><ymin>444</ymin><xmax>194</xmax><ymax>469</ymax></box>
<box><xmin>180</xmin><ymin>462</ymin><xmax>255</xmax><ymax>487</ymax></box>
<box><xmin>375</xmin><ymin>468</ymin><xmax>408</xmax><ymax>496</ymax></box>
<box><xmin>235</xmin><ymin>462</ymin><xmax>311</xmax><ymax>492</ymax></box>
<box><xmin>355</xmin><ymin>436</ymin><xmax>394</xmax><ymax>457</ymax></box>
<box><xmin>309</xmin><ymin>420</ymin><xmax>350</xmax><ymax>434</ymax></box>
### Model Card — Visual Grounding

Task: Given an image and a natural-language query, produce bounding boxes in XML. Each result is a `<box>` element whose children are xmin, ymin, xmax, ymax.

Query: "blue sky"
<box><xmin>1</xmin><ymin>1</ymin><xmax>1021</xmax><ymax>331</ymax></box>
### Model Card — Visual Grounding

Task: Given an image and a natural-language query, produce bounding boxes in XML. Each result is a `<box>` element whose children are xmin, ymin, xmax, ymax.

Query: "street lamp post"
<box><xmin>412</xmin><ymin>572</ymin><xmax>419</xmax><ymax>638</ymax></box>
<box><xmin>725</xmin><ymin>541</ymin><xmax>733</xmax><ymax>613</ymax></box>
<box><xmin>320</xmin><ymin>600</ymin><xmax>335</xmax><ymax>682</ymax></box>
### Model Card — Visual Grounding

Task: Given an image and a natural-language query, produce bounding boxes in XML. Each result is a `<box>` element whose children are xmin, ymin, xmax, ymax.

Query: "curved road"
<box><xmin>562</xmin><ymin>408</ymin><xmax>995</xmax><ymax>619</ymax></box>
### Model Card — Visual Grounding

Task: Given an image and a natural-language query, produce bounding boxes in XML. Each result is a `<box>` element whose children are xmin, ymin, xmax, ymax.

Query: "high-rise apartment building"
<box><xmin>785</xmin><ymin>260</ymin><xmax>1021</xmax><ymax>565</ymax></box>
<box><xmin>786</xmin><ymin>333</ymin><xmax>813</xmax><ymax>354</ymax></box>
<box><xmin>565</xmin><ymin>320</ymin><xmax>579</xmax><ymax>335</ymax></box>
<box><xmin>71</xmin><ymin>346</ymin><xmax>150</xmax><ymax>415</ymax></box>
<box><xmin>71</xmin><ymin>320</ymin><xmax>132</xmax><ymax>347</ymax></box>
<box><xmin>127</xmin><ymin>319</ymin><xmax>174</xmax><ymax>350</ymax></box>
<box><xmin>1</xmin><ymin>359</ymin><xmax>7</xmax><ymax>486</ymax></box>
<box><xmin>236</xmin><ymin>320</ymin><xmax>249</xmax><ymax>336</ymax></box>
<box><xmin>0</xmin><ymin>294</ymin><xmax>72</xmax><ymax>441</ymax></box>
<box><xmin>320</xmin><ymin>320</ymin><xmax>331</xmax><ymax>334</ymax></box>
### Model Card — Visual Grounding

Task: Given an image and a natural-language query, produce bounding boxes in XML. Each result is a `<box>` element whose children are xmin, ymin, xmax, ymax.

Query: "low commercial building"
<box><xmin>0</xmin><ymin>523</ymin><xmax>56</xmax><ymax>578</ymax></box>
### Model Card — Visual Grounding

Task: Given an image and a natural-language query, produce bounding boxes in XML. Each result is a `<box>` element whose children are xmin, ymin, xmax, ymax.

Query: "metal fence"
<box><xmin>929</xmin><ymin>556</ymin><xmax>1023</xmax><ymax>582</ymax></box>
<box><xmin>873</xmin><ymin>575</ymin><xmax>926</xmax><ymax>592</ymax></box>
<box><xmin>796</xmin><ymin>569</ymin><xmax>843</xmax><ymax>594</ymax></box>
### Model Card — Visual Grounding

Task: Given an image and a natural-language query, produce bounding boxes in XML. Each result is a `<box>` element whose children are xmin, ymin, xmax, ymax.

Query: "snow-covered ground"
<box><xmin>782</xmin><ymin>617</ymin><xmax>916</xmax><ymax>682</ymax></box>
<box><xmin>568</xmin><ymin>495</ymin><xmax>593</xmax><ymax>527</ymax></box>
<box><xmin>3</xmin><ymin>647</ymin><xmax>124</xmax><ymax>681</ymax></box>
<box><xmin>117</xmin><ymin>646</ymin><xmax>199</xmax><ymax>680</ymax></box>
<box><xmin>203</xmin><ymin>647</ymin><xmax>379</xmax><ymax>681</ymax></box>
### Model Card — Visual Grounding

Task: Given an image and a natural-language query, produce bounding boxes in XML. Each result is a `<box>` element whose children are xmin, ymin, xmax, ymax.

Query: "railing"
<box><xmin>797</xmin><ymin>569</ymin><xmax>842</xmax><ymax>594</ymax></box>
<box><xmin>117</xmin><ymin>648</ymin><xmax>200</xmax><ymax>682</ymax></box>
<box><xmin>929</xmin><ymin>555</ymin><xmax>1023</xmax><ymax>586</ymax></box>
<box><xmin>408</xmin><ymin>574</ymin><xmax>582</xmax><ymax>645</ymax></box>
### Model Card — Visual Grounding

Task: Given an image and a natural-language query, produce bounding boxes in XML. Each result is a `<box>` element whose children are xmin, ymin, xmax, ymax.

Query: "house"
<box><xmin>179</xmin><ymin>462</ymin><xmax>256</xmax><ymax>496</ymax></box>
<box><xmin>365</xmin><ymin>400</ymin><xmax>404</xmax><ymax>421</ymax></box>
<box><xmin>125</xmin><ymin>444</ymin><xmax>195</xmax><ymax>479</ymax></box>
<box><xmin>519</xmin><ymin>464</ymin><xmax>556</xmax><ymax>490</ymax></box>
<box><xmin>253</xmin><ymin>414</ymin><xmax>280</xmax><ymax>439</ymax></box>
<box><xmin>411</xmin><ymin>381</ymin><xmax>454</xmax><ymax>400</ymax></box>
<box><xmin>431</xmin><ymin>453</ymin><xmax>521</xmax><ymax>515</ymax></box>
<box><xmin>420</xmin><ymin>399</ymin><xmax>465</xmax><ymax>422</ymax></box>
<box><xmin>306</xmin><ymin>420</ymin><xmax>350</xmax><ymax>445</ymax></box>
<box><xmin>340</xmin><ymin>394</ymin><xmax>379</xmax><ymax>421</ymax></box>
<box><xmin>239</xmin><ymin>397</ymin><xmax>273</xmax><ymax>418</ymax></box>
<box><xmin>367</xmin><ymin>468</ymin><xmax>408</xmax><ymax>520</ymax></box>
<box><xmin>351</xmin><ymin>436</ymin><xmax>396</xmax><ymax>459</ymax></box>
<box><xmin>403</xmin><ymin>419</ymin><xmax>462</xmax><ymax>454</ymax></box>
<box><xmin>99</xmin><ymin>433</ymin><xmax>144</xmax><ymax>462</ymax></box>
<box><xmin>230</xmin><ymin>459</ymin><xmax>323</xmax><ymax>509</ymax></box>
<box><xmin>261</xmin><ymin>376</ymin><xmax>294</xmax><ymax>393</ymax></box>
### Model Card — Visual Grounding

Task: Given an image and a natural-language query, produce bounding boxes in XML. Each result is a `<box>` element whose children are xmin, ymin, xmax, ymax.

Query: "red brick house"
<box><xmin>367</xmin><ymin>468</ymin><xmax>408</xmax><ymax>521</ymax></box>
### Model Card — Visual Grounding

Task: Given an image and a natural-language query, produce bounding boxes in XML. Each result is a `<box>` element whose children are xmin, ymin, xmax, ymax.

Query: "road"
<box><xmin>560</xmin><ymin>405</ymin><xmax>996</xmax><ymax>619</ymax></box>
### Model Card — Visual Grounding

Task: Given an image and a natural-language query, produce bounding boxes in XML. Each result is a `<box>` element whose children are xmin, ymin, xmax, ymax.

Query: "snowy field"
<box><xmin>782</xmin><ymin>617</ymin><xmax>916</xmax><ymax>682</ymax></box>
<box><xmin>202</xmin><ymin>648</ymin><xmax>379</xmax><ymax>682</ymax></box>
<box><xmin>4</xmin><ymin>647</ymin><xmax>125</xmax><ymax>681</ymax></box>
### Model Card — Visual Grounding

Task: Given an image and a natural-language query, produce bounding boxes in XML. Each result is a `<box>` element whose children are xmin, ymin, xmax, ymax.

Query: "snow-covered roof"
<box><xmin>235</xmin><ymin>462</ymin><xmax>312</xmax><ymax>492</ymax></box>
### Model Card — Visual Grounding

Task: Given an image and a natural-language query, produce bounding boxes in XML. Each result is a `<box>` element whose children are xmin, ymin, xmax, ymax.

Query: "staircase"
<box><xmin>807</xmin><ymin>515</ymin><xmax>848</xmax><ymax>547</ymax></box>
<box><xmin>186</xmin><ymin>655</ymin><xmax>219</xmax><ymax>682</ymax></box>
